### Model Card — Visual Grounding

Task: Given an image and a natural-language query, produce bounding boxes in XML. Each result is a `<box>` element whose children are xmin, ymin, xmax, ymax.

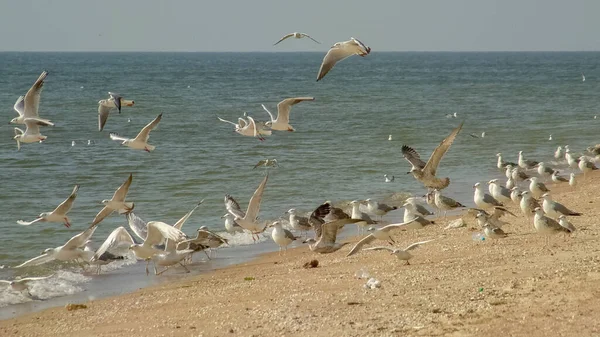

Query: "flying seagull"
<box><xmin>402</xmin><ymin>122</ymin><xmax>464</xmax><ymax>190</ymax></box>
<box><xmin>360</xmin><ymin>240</ymin><xmax>434</xmax><ymax>265</ymax></box>
<box><xmin>110</xmin><ymin>113</ymin><xmax>162</xmax><ymax>152</ymax></box>
<box><xmin>17</xmin><ymin>185</ymin><xmax>80</xmax><ymax>228</ymax></box>
<box><xmin>98</xmin><ymin>92</ymin><xmax>135</xmax><ymax>131</ymax></box>
<box><xmin>224</xmin><ymin>174</ymin><xmax>269</xmax><ymax>242</ymax></box>
<box><xmin>10</xmin><ymin>70</ymin><xmax>54</xmax><ymax>127</ymax></box>
<box><xmin>91</xmin><ymin>173</ymin><xmax>134</xmax><ymax>227</ymax></box>
<box><xmin>316</xmin><ymin>37</ymin><xmax>371</xmax><ymax>81</ymax></box>
<box><xmin>261</xmin><ymin>97</ymin><xmax>315</xmax><ymax>131</ymax></box>
<box><xmin>273</xmin><ymin>32</ymin><xmax>320</xmax><ymax>45</ymax></box>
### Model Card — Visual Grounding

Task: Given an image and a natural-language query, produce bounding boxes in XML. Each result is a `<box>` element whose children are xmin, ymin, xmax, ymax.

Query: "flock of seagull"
<box><xmin>4</xmin><ymin>33</ymin><xmax>599</xmax><ymax>298</ymax></box>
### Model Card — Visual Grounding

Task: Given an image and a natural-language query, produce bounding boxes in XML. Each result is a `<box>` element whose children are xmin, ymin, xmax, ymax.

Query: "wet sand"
<box><xmin>1</xmin><ymin>171</ymin><xmax>599</xmax><ymax>337</ymax></box>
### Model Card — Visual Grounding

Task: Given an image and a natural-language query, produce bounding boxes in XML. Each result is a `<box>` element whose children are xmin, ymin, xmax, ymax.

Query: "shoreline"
<box><xmin>1</xmin><ymin>170</ymin><xmax>599</xmax><ymax>336</ymax></box>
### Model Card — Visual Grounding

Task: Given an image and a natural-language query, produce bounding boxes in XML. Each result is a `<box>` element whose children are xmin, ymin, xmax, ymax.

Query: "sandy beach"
<box><xmin>1</xmin><ymin>170</ymin><xmax>599</xmax><ymax>337</ymax></box>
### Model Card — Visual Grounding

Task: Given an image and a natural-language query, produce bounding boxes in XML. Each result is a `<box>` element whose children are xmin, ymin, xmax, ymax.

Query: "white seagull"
<box><xmin>0</xmin><ymin>275</ymin><xmax>53</xmax><ymax>297</ymax></box>
<box><xmin>224</xmin><ymin>174</ymin><xmax>269</xmax><ymax>242</ymax></box>
<box><xmin>360</xmin><ymin>240</ymin><xmax>434</xmax><ymax>265</ymax></box>
<box><xmin>261</xmin><ymin>97</ymin><xmax>314</xmax><ymax>131</ymax></box>
<box><xmin>217</xmin><ymin>115</ymin><xmax>265</xmax><ymax>141</ymax></box>
<box><xmin>17</xmin><ymin>184</ymin><xmax>80</xmax><ymax>228</ymax></box>
<box><xmin>13</xmin><ymin>119</ymin><xmax>48</xmax><ymax>150</ymax></box>
<box><xmin>97</xmin><ymin>92</ymin><xmax>135</xmax><ymax>131</ymax></box>
<box><xmin>346</xmin><ymin>218</ymin><xmax>421</xmax><ymax>257</ymax></box>
<box><xmin>91</xmin><ymin>173</ymin><xmax>134</xmax><ymax>226</ymax></box>
<box><xmin>273</xmin><ymin>32</ymin><xmax>320</xmax><ymax>45</ymax></box>
<box><xmin>10</xmin><ymin>70</ymin><xmax>54</xmax><ymax>127</ymax></box>
<box><xmin>316</xmin><ymin>37</ymin><xmax>371</xmax><ymax>81</ymax></box>
<box><xmin>110</xmin><ymin>113</ymin><xmax>162</xmax><ymax>152</ymax></box>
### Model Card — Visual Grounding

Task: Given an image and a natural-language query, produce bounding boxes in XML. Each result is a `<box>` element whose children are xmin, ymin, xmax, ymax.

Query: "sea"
<box><xmin>0</xmin><ymin>51</ymin><xmax>598</xmax><ymax>318</ymax></box>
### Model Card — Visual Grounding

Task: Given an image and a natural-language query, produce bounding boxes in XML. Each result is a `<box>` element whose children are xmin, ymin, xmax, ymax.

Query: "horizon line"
<box><xmin>1</xmin><ymin>50</ymin><xmax>599</xmax><ymax>53</ymax></box>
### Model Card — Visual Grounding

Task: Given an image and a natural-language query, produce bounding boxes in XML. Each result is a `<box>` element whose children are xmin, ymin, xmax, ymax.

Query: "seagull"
<box><xmin>349</xmin><ymin>200</ymin><xmax>376</xmax><ymax>234</ymax></box>
<box><xmin>536</xmin><ymin>162</ymin><xmax>555</xmax><ymax>180</ymax></box>
<box><xmin>15</xmin><ymin>225</ymin><xmax>98</xmax><ymax>268</ymax></box>
<box><xmin>471</xmin><ymin>206</ymin><xmax>515</xmax><ymax>228</ymax></box>
<box><xmin>554</xmin><ymin>146</ymin><xmax>563</xmax><ymax>160</ymax></box>
<box><xmin>401</xmin><ymin>202</ymin><xmax>435</xmax><ymax>227</ymax></box>
<box><xmin>404</xmin><ymin>197</ymin><xmax>434</xmax><ymax>217</ymax></box>
<box><xmin>402</xmin><ymin>122</ymin><xmax>464</xmax><ymax>190</ymax></box>
<box><xmin>260</xmin><ymin>97</ymin><xmax>314</xmax><ymax>132</ymax></box>
<box><xmin>242</xmin><ymin>111</ymin><xmax>272</xmax><ymax>138</ymax></box>
<box><xmin>13</xmin><ymin>119</ymin><xmax>48</xmax><ymax>150</ymax></box>
<box><xmin>360</xmin><ymin>240</ymin><xmax>434</xmax><ymax>265</ymax></box>
<box><xmin>285</xmin><ymin>208</ymin><xmax>312</xmax><ymax>235</ymax></box>
<box><xmin>582</xmin><ymin>73</ymin><xmax>586</xmax><ymax>82</ymax></box>
<box><xmin>221</xmin><ymin>213</ymin><xmax>245</xmax><ymax>234</ymax></box>
<box><xmin>91</xmin><ymin>222</ymin><xmax>186</xmax><ymax>275</ymax></box>
<box><xmin>224</xmin><ymin>174</ymin><xmax>269</xmax><ymax>242</ymax></box>
<box><xmin>569</xmin><ymin>173</ymin><xmax>576</xmax><ymax>188</ymax></box>
<box><xmin>268</xmin><ymin>221</ymin><xmax>298</xmax><ymax>255</ymax></box>
<box><xmin>125</xmin><ymin>212</ymin><xmax>149</xmax><ymax>241</ymax></box>
<box><xmin>17</xmin><ymin>184</ymin><xmax>79</xmax><ymax>228</ymax></box>
<box><xmin>541</xmin><ymin>193</ymin><xmax>581</xmax><ymax>218</ymax></box>
<box><xmin>109</xmin><ymin>113</ymin><xmax>162</xmax><ymax>152</ymax></box>
<box><xmin>10</xmin><ymin>71</ymin><xmax>54</xmax><ymax>127</ymax></box>
<box><xmin>506</xmin><ymin>176</ymin><xmax>516</xmax><ymax>190</ymax></box>
<box><xmin>510</xmin><ymin>187</ymin><xmax>522</xmax><ymax>204</ymax></box>
<box><xmin>364</xmin><ymin>198</ymin><xmax>398</xmax><ymax>220</ymax></box>
<box><xmin>533</xmin><ymin>207</ymin><xmax>572</xmax><ymax>247</ymax></box>
<box><xmin>151</xmin><ymin>248</ymin><xmax>195</xmax><ymax>275</ymax></box>
<box><xmin>548</xmin><ymin>135</ymin><xmax>553</xmax><ymax>141</ymax></box>
<box><xmin>481</xmin><ymin>223</ymin><xmax>508</xmax><ymax>241</ymax></box>
<box><xmin>346</xmin><ymin>219</ymin><xmax>424</xmax><ymax>257</ymax></box>
<box><xmin>82</xmin><ymin>240</ymin><xmax>125</xmax><ymax>274</ymax></box>
<box><xmin>528</xmin><ymin>177</ymin><xmax>549</xmax><ymax>199</ymax></box>
<box><xmin>519</xmin><ymin>191</ymin><xmax>540</xmax><ymax>218</ymax></box>
<box><xmin>253</xmin><ymin>159</ymin><xmax>278</xmax><ymax>169</ymax></box>
<box><xmin>518</xmin><ymin>151</ymin><xmax>539</xmax><ymax>169</ymax></box>
<box><xmin>273</xmin><ymin>32</ymin><xmax>320</xmax><ymax>45</ymax></box>
<box><xmin>316</xmin><ymin>37</ymin><xmax>371</xmax><ymax>81</ymax></box>
<box><xmin>217</xmin><ymin>115</ymin><xmax>264</xmax><ymax>141</ymax></box>
<box><xmin>487</xmin><ymin>179</ymin><xmax>512</xmax><ymax>204</ymax></box>
<box><xmin>303</xmin><ymin>218</ymin><xmax>363</xmax><ymax>254</ymax></box>
<box><xmin>384</xmin><ymin>174</ymin><xmax>394</xmax><ymax>183</ymax></box>
<box><xmin>511</xmin><ymin>166</ymin><xmax>530</xmax><ymax>183</ymax></box>
<box><xmin>445</xmin><ymin>112</ymin><xmax>458</xmax><ymax>118</ymax></box>
<box><xmin>578</xmin><ymin>156</ymin><xmax>598</xmax><ymax>178</ymax></box>
<box><xmin>97</xmin><ymin>92</ymin><xmax>135</xmax><ymax>131</ymax></box>
<box><xmin>551</xmin><ymin>171</ymin><xmax>569</xmax><ymax>183</ymax></box>
<box><xmin>558</xmin><ymin>215</ymin><xmax>577</xmax><ymax>233</ymax></box>
<box><xmin>473</xmin><ymin>182</ymin><xmax>503</xmax><ymax>209</ymax></box>
<box><xmin>0</xmin><ymin>275</ymin><xmax>53</xmax><ymax>297</ymax></box>
<box><xmin>388</xmin><ymin>135</ymin><xmax>392</xmax><ymax>141</ymax></box>
<box><xmin>565</xmin><ymin>147</ymin><xmax>580</xmax><ymax>169</ymax></box>
<box><xmin>433</xmin><ymin>189</ymin><xmax>465</xmax><ymax>218</ymax></box>
<box><xmin>91</xmin><ymin>173</ymin><xmax>134</xmax><ymax>226</ymax></box>
<box><xmin>178</xmin><ymin>226</ymin><xmax>228</xmax><ymax>259</ymax></box>
<box><xmin>496</xmin><ymin>153</ymin><xmax>517</xmax><ymax>170</ymax></box>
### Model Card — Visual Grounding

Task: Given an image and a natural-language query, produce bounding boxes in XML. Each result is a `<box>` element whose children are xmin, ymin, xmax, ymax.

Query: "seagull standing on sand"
<box><xmin>346</xmin><ymin>218</ymin><xmax>422</xmax><ymax>256</ymax></box>
<box><xmin>472</xmin><ymin>207</ymin><xmax>515</xmax><ymax>229</ymax></box>
<box><xmin>285</xmin><ymin>208</ymin><xmax>312</xmax><ymax>235</ymax></box>
<box><xmin>578</xmin><ymin>156</ymin><xmax>598</xmax><ymax>178</ymax></box>
<box><xmin>304</xmin><ymin>203</ymin><xmax>363</xmax><ymax>253</ymax></box>
<box><xmin>474</xmin><ymin>182</ymin><xmax>503</xmax><ymax>209</ymax></box>
<box><xmin>261</xmin><ymin>97</ymin><xmax>314</xmax><ymax>131</ymax></box>
<box><xmin>488</xmin><ymin>179</ymin><xmax>512</xmax><ymax>204</ymax></box>
<box><xmin>269</xmin><ymin>221</ymin><xmax>298</xmax><ymax>255</ymax></box>
<box><xmin>402</xmin><ymin>202</ymin><xmax>435</xmax><ymax>227</ymax></box>
<box><xmin>510</xmin><ymin>187</ymin><xmax>522</xmax><ymax>204</ymax></box>
<box><xmin>565</xmin><ymin>147</ymin><xmax>580</xmax><ymax>169</ymax></box>
<box><xmin>519</xmin><ymin>191</ymin><xmax>540</xmax><ymax>218</ymax></box>
<box><xmin>91</xmin><ymin>173</ymin><xmax>134</xmax><ymax>226</ymax></box>
<box><xmin>316</xmin><ymin>37</ymin><xmax>371</xmax><ymax>81</ymax></box>
<box><xmin>518</xmin><ymin>151</ymin><xmax>539</xmax><ymax>169</ymax></box>
<box><xmin>358</xmin><ymin>240</ymin><xmax>434</xmax><ymax>265</ymax></box>
<box><xmin>533</xmin><ymin>208</ymin><xmax>572</xmax><ymax>247</ymax></box>
<box><xmin>273</xmin><ymin>32</ymin><xmax>320</xmax><ymax>45</ymax></box>
<box><xmin>433</xmin><ymin>189</ymin><xmax>464</xmax><ymax>218</ymax></box>
<box><xmin>364</xmin><ymin>198</ymin><xmax>398</xmax><ymax>221</ymax></box>
<box><xmin>558</xmin><ymin>215</ymin><xmax>577</xmax><ymax>233</ymax></box>
<box><xmin>481</xmin><ymin>223</ymin><xmax>508</xmax><ymax>241</ymax></box>
<box><xmin>17</xmin><ymin>185</ymin><xmax>79</xmax><ymax>228</ymax></box>
<box><xmin>528</xmin><ymin>177</ymin><xmax>549</xmax><ymax>199</ymax></box>
<box><xmin>10</xmin><ymin>71</ymin><xmax>54</xmax><ymax>127</ymax></box>
<box><xmin>511</xmin><ymin>166</ymin><xmax>530</xmax><ymax>183</ymax></box>
<box><xmin>537</xmin><ymin>162</ymin><xmax>555</xmax><ymax>180</ymax></box>
<box><xmin>569</xmin><ymin>173</ymin><xmax>576</xmax><ymax>188</ymax></box>
<box><xmin>224</xmin><ymin>175</ymin><xmax>269</xmax><ymax>242</ymax></box>
<box><xmin>541</xmin><ymin>193</ymin><xmax>581</xmax><ymax>218</ymax></box>
<box><xmin>110</xmin><ymin>113</ymin><xmax>162</xmax><ymax>152</ymax></box>
<box><xmin>551</xmin><ymin>171</ymin><xmax>568</xmax><ymax>183</ymax></box>
<box><xmin>554</xmin><ymin>146</ymin><xmax>563</xmax><ymax>160</ymax></box>
<box><xmin>402</xmin><ymin>122</ymin><xmax>464</xmax><ymax>190</ymax></box>
<box><xmin>496</xmin><ymin>153</ymin><xmax>517</xmax><ymax>170</ymax></box>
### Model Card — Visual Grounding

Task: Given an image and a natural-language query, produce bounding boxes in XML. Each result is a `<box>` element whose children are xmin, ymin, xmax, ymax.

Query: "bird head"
<box><xmin>101</xmin><ymin>199</ymin><xmax>110</xmax><ymax>205</ymax></box>
<box><xmin>496</xmin><ymin>153</ymin><xmax>502</xmax><ymax>157</ymax></box>
<box><xmin>541</xmin><ymin>193</ymin><xmax>550</xmax><ymax>199</ymax></box>
<box><xmin>39</xmin><ymin>212</ymin><xmax>50</xmax><ymax>218</ymax></box>
<box><xmin>473</xmin><ymin>182</ymin><xmax>481</xmax><ymax>189</ymax></box>
<box><xmin>286</xmin><ymin>208</ymin><xmax>297</xmax><ymax>215</ymax></box>
<box><xmin>303</xmin><ymin>238</ymin><xmax>316</xmax><ymax>244</ymax></box>
<box><xmin>9</xmin><ymin>117</ymin><xmax>19</xmax><ymax>124</ymax></box>
<box><xmin>487</xmin><ymin>179</ymin><xmax>498</xmax><ymax>185</ymax></box>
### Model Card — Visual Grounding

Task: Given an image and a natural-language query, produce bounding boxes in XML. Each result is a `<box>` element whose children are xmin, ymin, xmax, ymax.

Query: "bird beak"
<box><xmin>406</xmin><ymin>171</ymin><xmax>411</xmax><ymax>174</ymax></box>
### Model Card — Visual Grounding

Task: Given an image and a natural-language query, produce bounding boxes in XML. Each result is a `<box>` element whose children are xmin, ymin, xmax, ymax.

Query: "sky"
<box><xmin>0</xmin><ymin>0</ymin><xmax>598</xmax><ymax>52</ymax></box>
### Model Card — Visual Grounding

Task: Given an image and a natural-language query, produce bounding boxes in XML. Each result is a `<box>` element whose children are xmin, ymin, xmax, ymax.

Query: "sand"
<box><xmin>1</xmin><ymin>171</ymin><xmax>600</xmax><ymax>337</ymax></box>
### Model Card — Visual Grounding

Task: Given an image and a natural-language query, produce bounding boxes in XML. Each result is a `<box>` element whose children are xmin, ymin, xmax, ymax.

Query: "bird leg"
<box><xmin>405</xmin><ymin>260</ymin><xmax>411</xmax><ymax>266</ymax></box>
<box><xmin>156</xmin><ymin>266</ymin><xmax>169</xmax><ymax>275</ymax></box>
<box><xmin>145</xmin><ymin>259</ymin><xmax>151</xmax><ymax>276</ymax></box>
<box><xmin>63</xmin><ymin>218</ymin><xmax>71</xmax><ymax>228</ymax></box>
<box><xmin>179</xmin><ymin>262</ymin><xmax>190</xmax><ymax>273</ymax></box>
<box><xmin>203</xmin><ymin>249</ymin><xmax>211</xmax><ymax>260</ymax></box>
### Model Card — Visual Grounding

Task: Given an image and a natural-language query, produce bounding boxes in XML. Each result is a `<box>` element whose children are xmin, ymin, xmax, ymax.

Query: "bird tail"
<box><xmin>118</xmin><ymin>202</ymin><xmax>135</xmax><ymax>214</ymax></box>
<box><xmin>145</xmin><ymin>144</ymin><xmax>156</xmax><ymax>152</ymax></box>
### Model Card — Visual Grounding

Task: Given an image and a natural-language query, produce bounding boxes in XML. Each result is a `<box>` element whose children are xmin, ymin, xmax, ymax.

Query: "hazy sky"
<box><xmin>1</xmin><ymin>0</ymin><xmax>597</xmax><ymax>52</ymax></box>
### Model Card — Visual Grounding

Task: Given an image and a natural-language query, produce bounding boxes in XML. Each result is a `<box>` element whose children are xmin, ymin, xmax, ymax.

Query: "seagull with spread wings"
<box><xmin>303</xmin><ymin>203</ymin><xmax>363</xmax><ymax>254</ymax></box>
<box><xmin>110</xmin><ymin>113</ymin><xmax>162</xmax><ymax>151</ymax></box>
<box><xmin>0</xmin><ymin>275</ymin><xmax>53</xmax><ymax>297</ymax></box>
<box><xmin>17</xmin><ymin>184</ymin><xmax>80</xmax><ymax>228</ymax></box>
<box><xmin>360</xmin><ymin>240</ymin><xmax>435</xmax><ymax>265</ymax></box>
<box><xmin>401</xmin><ymin>122</ymin><xmax>464</xmax><ymax>190</ymax></box>
<box><xmin>98</xmin><ymin>92</ymin><xmax>135</xmax><ymax>131</ymax></box>
<box><xmin>261</xmin><ymin>97</ymin><xmax>314</xmax><ymax>131</ymax></box>
<box><xmin>273</xmin><ymin>32</ymin><xmax>320</xmax><ymax>45</ymax></box>
<box><xmin>10</xmin><ymin>70</ymin><xmax>54</xmax><ymax>127</ymax></box>
<box><xmin>217</xmin><ymin>115</ymin><xmax>265</xmax><ymax>141</ymax></box>
<box><xmin>346</xmin><ymin>218</ymin><xmax>423</xmax><ymax>257</ymax></box>
<box><xmin>224</xmin><ymin>175</ymin><xmax>269</xmax><ymax>242</ymax></box>
<box><xmin>91</xmin><ymin>174</ymin><xmax>134</xmax><ymax>226</ymax></box>
<box><xmin>316</xmin><ymin>37</ymin><xmax>371</xmax><ymax>81</ymax></box>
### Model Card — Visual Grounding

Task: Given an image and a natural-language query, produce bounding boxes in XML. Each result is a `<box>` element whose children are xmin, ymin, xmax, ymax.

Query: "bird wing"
<box><xmin>403</xmin><ymin>239</ymin><xmax>435</xmax><ymax>251</ymax></box>
<box><xmin>217</xmin><ymin>117</ymin><xmax>238</xmax><ymax>126</ymax></box>
<box><xmin>133</xmin><ymin>113</ymin><xmax>162</xmax><ymax>143</ymax></box>
<box><xmin>109</xmin><ymin>133</ymin><xmax>129</xmax><ymax>142</ymax></box>
<box><xmin>172</xmin><ymin>200</ymin><xmax>203</xmax><ymax>230</ymax></box>
<box><xmin>301</xmin><ymin>33</ymin><xmax>320</xmax><ymax>44</ymax></box>
<box><xmin>276</xmin><ymin>97</ymin><xmax>315</xmax><ymax>124</ymax></box>
<box><xmin>379</xmin><ymin>217</ymin><xmax>420</xmax><ymax>233</ymax></box>
<box><xmin>246</xmin><ymin>116</ymin><xmax>258</xmax><ymax>137</ymax></box>
<box><xmin>17</xmin><ymin>218</ymin><xmax>44</xmax><ymax>226</ymax></box>
<box><xmin>273</xmin><ymin>33</ymin><xmax>294</xmax><ymax>45</ymax></box>
<box><xmin>237</xmin><ymin>118</ymin><xmax>247</xmax><ymax>128</ymax></box>
<box><xmin>91</xmin><ymin>226</ymin><xmax>135</xmax><ymax>262</ymax></box>
<box><xmin>283</xmin><ymin>229</ymin><xmax>297</xmax><ymax>241</ymax></box>
<box><xmin>98</xmin><ymin>103</ymin><xmax>112</xmax><ymax>131</ymax></box>
<box><xmin>14</xmin><ymin>253</ymin><xmax>55</xmax><ymax>268</ymax></box>
<box><xmin>483</xmin><ymin>193</ymin><xmax>503</xmax><ymax>206</ymax></box>
<box><xmin>401</xmin><ymin>145</ymin><xmax>427</xmax><ymax>169</ymax></box>
<box><xmin>91</xmin><ymin>206</ymin><xmax>114</xmax><ymax>227</ymax></box>
<box><xmin>13</xmin><ymin>95</ymin><xmax>25</xmax><ymax>116</ymax></box>
<box><xmin>490</xmin><ymin>206</ymin><xmax>516</xmax><ymax>220</ymax></box>
<box><xmin>145</xmin><ymin>221</ymin><xmax>187</xmax><ymax>247</ymax></box>
<box><xmin>253</xmin><ymin>159</ymin><xmax>267</xmax><ymax>169</ymax></box>
<box><xmin>346</xmin><ymin>234</ymin><xmax>377</xmax><ymax>257</ymax></box>
<box><xmin>350</xmin><ymin>37</ymin><xmax>371</xmax><ymax>54</ymax></box>
<box><xmin>224</xmin><ymin>194</ymin><xmax>246</xmax><ymax>219</ymax></box>
<box><xmin>126</xmin><ymin>212</ymin><xmax>147</xmax><ymax>241</ymax></box>
<box><xmin>112</xmin><ymin>173</ymin><xmax>133</xmax><ymax>202</ymax></box>
<box><xmin>18</xmin><ymin>275</ymin><xmax>54</xmax><ymax>283</ymax></box>
<box><xmin>64</xmin><ymin>225</ymin><xmax>98</xmax><ymax>250</ymax></box>
<box><xmin>423</xmin><ymin>122</ymin><xmax>464</xmax><ymax>177</ymax></box>
<box><xmin>23</xmin><ymin>70</ymin><xmax>48</xmax><ymax>118</ymax></box>
<box><xmin>108</xmin><ymin>92</ymin><xmax>122</xmax><ymax>112</ymax></box>
<box><xmin>244</xmin><ymin>174</ymin><xmax>268</xmax><ymax>221</ymax></box>
<box><xmin>260</xmin><ymin>104</ymin><xmax>275</xmax><ymax>122</ymax></box>
<box><xmin>52</xmin><ymin>184</ymin><xmax>80</xmax><ymax>215</ymax></box>
<box><xmin>362</xmin><ymin>246</ymin><xmax>395</xmax><ymax>252</ymax></box>
<box><xmin>538</xmin><ymin>182</ymin><xmax>550</xmax><ymax>192</ymax></box>
<box><xmin>24</xmin><ymin>119</ymin><xmax>41</xmax><ymax>135</ymax></box>
<box><xmin>316</xmin><ymin>45</ymin><xmax>357</xmax><ymax>81</ymax></box>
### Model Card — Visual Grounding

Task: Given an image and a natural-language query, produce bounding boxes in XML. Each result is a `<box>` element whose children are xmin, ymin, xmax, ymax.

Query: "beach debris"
<box><xmin>355</xmin><ymin>268</ymin><xmax>370</xmax><ymax>279</ymax></box>
<box><xmin>65</xmin><ymin>303</ymin><xmax>87</xmax><ymax>311</ymax></box>
<box><xmin>364</xmin><ymin>278</ymin><xmax>381</xmax><ymax>289</ymax></box>
<box><xmin>444</xmin><ymin>218</ymin><xmax>466</xmax><ymax>229</ymax></box>
<box><xmin>303</xmin><ymin>259</ymin><xmax>319</xmax><ymax>269</ymax></box>
<box><xmin>347</xmin><ymin>301</ymin><xmax>361</xmax><ymax>305</ymax></box>
<box><xmin>243</xmin><ymin>277</ymin><xmax>255</xmax><ymax>281</ymax></box>
<box><xmin>472</xmin><ymin>233</ymin><xmax>486</xmax><ymax>242</ymax></box>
